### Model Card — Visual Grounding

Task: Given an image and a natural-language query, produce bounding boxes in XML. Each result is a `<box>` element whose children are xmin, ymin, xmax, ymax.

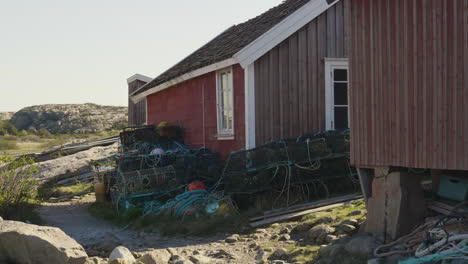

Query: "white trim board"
<box><xmin>127</xmin><ymin>73</ymin><xmax>152</xmax><ymax>84</ymax></box>
<box><xmin>131</xmin><ymin>58</ymin><xmax>238</xmax><ymax>103</ymax></box>
<box><xmin>244</xmin><ymin>63</ymin><xmax>256</xmax><ymax>149</ymax></box>
<box><xmin>234</xmin><ymin>0</ymin><xmax>340</xmax><ymax>68</ymax></box>
<box><xmin>324</xmin><ymin>58</ymin><xmax>349</xmax><ymax>130</ymax></box>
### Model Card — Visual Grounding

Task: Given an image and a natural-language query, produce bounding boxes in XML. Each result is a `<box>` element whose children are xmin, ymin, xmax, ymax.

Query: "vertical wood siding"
<box><xmin>128</xmin><ymin>80</ymin><xmax>148</xmax><ymax>126</ymax></box>
<box><xmin>146</xmin><ymin>64</ymin><xmax>245</xmax><ymax>158</ymax></box>
<box><xmin>350</xmin><ymin>0</ymin><xmax>468</xmax><ymax>170</ymax></box>
<box><xmin>254</xmin><ymin>0</ymin><xmax>350</xmax><ymax>145</ymax></box>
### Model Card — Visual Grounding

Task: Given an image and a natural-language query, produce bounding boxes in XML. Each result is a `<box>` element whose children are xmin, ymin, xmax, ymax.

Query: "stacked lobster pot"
<box><xmin>222</xmin><ymin>129</ymin><xmax>358</xmax><ymax>209</ymax></box>
<box><xmin>109</xmin><ymin>125</ymin><xmax>223</xmax><ymax>212</ymax></box>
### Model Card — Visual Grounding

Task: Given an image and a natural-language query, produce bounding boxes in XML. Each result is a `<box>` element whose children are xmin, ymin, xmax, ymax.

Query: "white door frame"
<box><xmin>325</xmin><ymin>58</ymin><xmax>349</xmax><ymax>130</ymax></box>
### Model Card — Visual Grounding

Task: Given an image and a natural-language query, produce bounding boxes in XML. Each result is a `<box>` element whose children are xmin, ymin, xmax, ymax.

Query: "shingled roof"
<box><xmin>132</xmin><ymin>0</ymin><xmax>311</xmax><ymax>96</ymax></box>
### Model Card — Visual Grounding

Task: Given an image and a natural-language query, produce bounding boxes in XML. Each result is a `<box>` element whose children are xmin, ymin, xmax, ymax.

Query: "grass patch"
<box><xmin>301</xmin><ymin>200</ymin><xmax>367</xmax><ymax>226</ymax></box>
<box><xmin>0</xmin><ymin>139</ymin><xmax>18</xmax><ymax>150</ymax></box>
<box><xmin>38</xmin><ymin>182</ymin><xmax>93</xmax><ymax>199</ymax></box>
<box><xmin>89</xmin><ymin>202</ymin><xmax>254</xmax><ymax>237</ymax></box>
<box><xmin>0</xmin><ymin>130</ymin><xmax>120</xmax><ymax>156</ymax></box>
<box><xmin>285</xmin><ymin>244</ymin><xmax>321</xmax><ymax>263</ymax></box>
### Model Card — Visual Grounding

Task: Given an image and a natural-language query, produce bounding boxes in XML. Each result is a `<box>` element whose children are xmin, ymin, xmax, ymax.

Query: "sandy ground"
<box><xmin>37</xmin><ymin>195</ymin><xmax>261</xmax><ymax>263</ymax></box>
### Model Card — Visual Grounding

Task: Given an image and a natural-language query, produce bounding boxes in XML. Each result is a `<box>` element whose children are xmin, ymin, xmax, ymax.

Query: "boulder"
<box><xmin>307</xmin><ymin>224</ymin><xmax>336</xmax><ymax>243</ymax></box>
<box><xmin>268</xmin><ymin>248</ymin><xmax>288</xmax><ymax>260</ymax></box>
<box><xmin>33</xmin><ymin>143</ymin><xmax>118</xmax><ymax>183</ymax></box>
<box><xmin>225</xmin><ymin>234</ymin><xmax>240</xmax><ymax>243</ymax></box>
<box><xmin>0</xmin><ymin>220</ymin><xmax>88</xmax><ymax>264</ymax></box>
<box><xmin>345</xmin><ymin>235</ymin><xmax>382</xmax><ymax>256</ymax></box>
<box><xmin>339</xmin><ymin>224</ymin><xmax>357</xmax><ymax>234</ymax></box>
<box><xmin>255</xmin><ymin>250</ymin><xmax>266</xmax><ymax>261</ymax></box>
<box><xmin>188</xmin><ymin>255</ymin><xmax>212</xmax><ymax>264</ymax></box>
<box><xmin>319</xmin><ymin>244</ymin><xmax>345</xmax><ymax>257</ymax></box>
<box><xmin>293</xmin><ymin>222</ymin><xmax>313</xmax><ymax>233</ymax></box>
<box><xmin>85</xmin><ymin>257</ymin><xmax>109</xmax><ymax>264</ymax></box>
<box><xmin>325</xmin><ymin>235</ymin><xmax>338</xmax><ymax>243</ymax></box>
<box><xmin>109</xmin><ymin>246</ymin><xmax>136</xmax><ymax>264</ymax></box>
<box><xmin>341</xmin><ymin>219</ymin><xmax>359</xmax><ymax>227</ymax></box>
<box><xmin>314</xmin><ymin>216</ymin><xmax>336</xmax><ymax>225</ymax></box>
<box><xmin>347</xmin><ymin>210</ymin><xmax>362</xmax><ymax>217</ymax></box>
<box><xmin>137</xmin><ymin>250</ymin><xmax>171</xmax><ymax>264</ymax></box>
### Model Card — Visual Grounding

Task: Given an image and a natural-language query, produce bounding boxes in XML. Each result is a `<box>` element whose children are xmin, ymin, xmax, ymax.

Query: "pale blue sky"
<box><xmin>0</xmin><ymin>0</ymin><xmax>280</xmax><ymax>111</ymax></box>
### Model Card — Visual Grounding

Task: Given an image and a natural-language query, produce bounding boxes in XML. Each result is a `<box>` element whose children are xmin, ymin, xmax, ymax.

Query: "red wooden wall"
<box><xmin>350</xmin><ymin>0</ymin><xmax>468</xmax><ymax>170</ymax></box>
<box><xmin>146</xmin><ymin>64</ymin><xmax>245</xmax><ymax>158</ymax></box>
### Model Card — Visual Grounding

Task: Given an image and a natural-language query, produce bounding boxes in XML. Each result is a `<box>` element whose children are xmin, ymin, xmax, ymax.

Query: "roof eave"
<box><xmin>130</xmin><ymin>58</ymin><xmax>238</xmax><ymax>103</ymax></box>
<box><xmin>234</xmin><ymin>0</ymin><xmax>340</xmax><ymax>68</ymax></box>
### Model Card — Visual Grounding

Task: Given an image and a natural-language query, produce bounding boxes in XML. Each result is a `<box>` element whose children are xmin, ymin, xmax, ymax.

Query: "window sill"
<box><xmin>217</xmin><ymin>135</ymin><xmax>235</xmax><ymax>141</ymax></box>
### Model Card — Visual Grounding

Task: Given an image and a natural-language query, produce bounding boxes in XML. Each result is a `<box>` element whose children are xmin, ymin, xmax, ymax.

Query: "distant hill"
<box><xmin>0</xmin><ymin>112</ymin><xmax>14</xmax><ymax>121</ymax></box>
<box><xmin>10</xmin><ymin>103</ymin><xmax>128</xmax><ymax>134</ymax></box>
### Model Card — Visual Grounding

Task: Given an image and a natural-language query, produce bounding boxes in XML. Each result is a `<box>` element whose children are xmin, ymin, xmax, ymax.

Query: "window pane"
<box><xmin>218</xmin><ymin>69</ymin><xmax>233</xmax><ymax>133</ymax></box>
<box><xmin>334</xmin><ymin>107</ymin><xmax>348</xmax><ymax>130</ymax></box>
<box><xmin>334</xmin><ymin>83</ymin><xmax>348</xmax><ymax>105</ymax></box>
<box><xmin>334</xmin><ymin>69</ymin><xmax>347</xmax><ymax>81</ymax></box>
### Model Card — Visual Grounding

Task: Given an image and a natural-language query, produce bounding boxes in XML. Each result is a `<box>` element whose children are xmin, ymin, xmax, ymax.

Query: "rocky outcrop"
<box><xmin>0</xmin><ymin>220</ymin><xmax>88</xmax><ymax>264</ymax></box>
<box><xmin>10</xmin><ymin>103</ymin><xmax>127</xmax><ymax>134</ymax></box>
<box><xmin>0</xmin><ymin>112</ymin><xmax>14</xmax><ymax>121</ymax></box>
<box><xmin>34</xmin><ymin>143</ymin><xmax>118</xmax><ymax>183</ymax></box>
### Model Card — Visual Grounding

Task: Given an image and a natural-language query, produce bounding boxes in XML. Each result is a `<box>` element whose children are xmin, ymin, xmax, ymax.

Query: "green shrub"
<box><xmin>38</xmin><ymin>128</ymin><xmax>52</xmax><ymax>138</ymax></box>
<box><xmin>0</xmin><ymin>121</ymin><xmax>19</xmax><ymax>136</ymax></box>
<box><xmin>0</xmin><ymin>139</ymin><xmax>18</xmax><ymax>150</ymax></box>
<box><xmin>0</xmin><ymin>156</ymin><xmax>38</xmax><ymax>218</ymax></box>
<box><xmin>18</xmin><ymin>130</ymin><xmax>29</xmax><ymax>137</ymax></box>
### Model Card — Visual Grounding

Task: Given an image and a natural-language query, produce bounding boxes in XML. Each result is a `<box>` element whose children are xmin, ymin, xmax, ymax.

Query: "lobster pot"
<box><xmin>114</xmin><ymin>165</ymin><xmax>177</xmax><ymax>200</ymax></box>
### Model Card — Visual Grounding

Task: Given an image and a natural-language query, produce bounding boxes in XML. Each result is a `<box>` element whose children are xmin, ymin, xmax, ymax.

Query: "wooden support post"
<box><xmin>357</xmin><ymin>168</ymin><xmax>372</xmax><ymax>201</ymax></box>
<box><xmin>431</xmin><ymin>169</ymin><xmax>442</xmax><ymax>194</ymax></box>
<box><xmin>365</xmin><ymin>169</ymin><xmax>426</xmax><ymax>241</ymax></box>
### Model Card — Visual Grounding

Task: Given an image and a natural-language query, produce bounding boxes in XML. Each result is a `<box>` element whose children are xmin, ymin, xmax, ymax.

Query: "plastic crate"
<box><xmin>438</xmin><ymin>175</ymin><xmax>468</xmax><ymax>202</ymax></box>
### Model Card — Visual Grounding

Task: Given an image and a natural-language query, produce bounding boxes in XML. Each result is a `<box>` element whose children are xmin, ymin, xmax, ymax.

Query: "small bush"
<box><xmin>0</xmin><ymin>121</ymin><xmax>19</xmax><ymax>136</ymax></box>
<box><xmin>0</xmin><ymin>139</ymin><xmax>18</xmax><ymax>150</ymax></box>
<box><xmin>0</xmin><ymin>156</ymin><xmax>38</xmax><ymax>218</ymax></box>
<box><xmin>37</xmin><ymin>128</ymin><xmax>52</xmax><ymax>138</ymax></box>
<box><xmin>18</xmin><ymin>130</ymin><xmax>29</xmax><ymax>137</ymax></box>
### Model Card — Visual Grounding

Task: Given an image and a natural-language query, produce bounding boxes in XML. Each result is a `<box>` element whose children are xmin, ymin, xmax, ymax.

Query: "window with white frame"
<box><xmin>325</xmin><ymin>59</ymin><xmax>349</xmax><ymax>130</ymax></box>
<box><xmin>216</xmin><ymin>67</ymin><xmax>234</xmax><ymax>137</ymax></box>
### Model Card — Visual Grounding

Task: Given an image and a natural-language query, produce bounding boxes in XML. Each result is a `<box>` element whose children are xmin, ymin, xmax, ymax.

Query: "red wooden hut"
<box><xmin>349</xmin><ymin>0</ymin><xmax>468</xmax><ymax>238</ymax></box>
<box><xmin>130</xmin><ymin>0</ymin><xmax>348</xmax><ymax>158</ymax></box>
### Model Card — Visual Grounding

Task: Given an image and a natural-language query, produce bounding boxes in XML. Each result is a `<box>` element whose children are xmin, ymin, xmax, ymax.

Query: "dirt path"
<box><xmin>37</xmin><ymin>195</ymin><xmax>260</xmax><ymax>263</ymax></box>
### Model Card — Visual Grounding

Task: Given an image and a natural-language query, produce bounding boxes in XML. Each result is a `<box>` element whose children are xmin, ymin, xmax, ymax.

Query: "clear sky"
<box><xmin>0</xmin><ymin>0</ymin><xmax>281</xmax><ymax>112</ymax></box>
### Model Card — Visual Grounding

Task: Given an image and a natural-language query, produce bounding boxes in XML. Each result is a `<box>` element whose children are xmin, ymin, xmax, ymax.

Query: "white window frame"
<box><xmin>216</xmin><ymin>67</ymin><xmax>235</xmax><ymax>139</ymax></box>
<box><xmin>325</xmin><ymin>58</ymin><xmax>349</xmax><ymax>130</ymax></box>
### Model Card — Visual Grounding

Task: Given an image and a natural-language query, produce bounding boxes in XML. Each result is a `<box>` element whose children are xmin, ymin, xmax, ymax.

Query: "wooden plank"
<box><xmin>254</xmin><ymin>60</ymin><xmax>263</xmax><ymax>144</ymax></box>
<box><xmin>455</xmin><ymin>0</ymin><xmax>464</xmax><ymax>170</ymax></box>
<box><xmin>279</xmin><ymin>41</ymin><xmax>290</xmax><ymax>140</ymax></box>
<box><xmin>249</xmin><ymin>202</ymin><xmax>354</xmax><ymax>228</ymax></box>
<box><xmin>326</xmin><ymin>5</ymin><xmax>337</xmax><ymax>57</ymax></box>
<box><xmin>464</xmin><ymin>0</ymin><xmax>468</xmax><ymax>169</ymax></box>
<box><xmin>271</xmin><ymin>48</ymin><xmax>281</xmax><ymax>142</ymax></box>
<box><xmin>307</xmin><ymin>21</ymin><xmax>319</xmax><ymax>132</ymax></box>
<box><xmin>343</xmin><ymin>0</ymin><xmax>351</xmax><ymax>57</ymax></box>
<box><xmin>335</xmin><ymin>0</ymin><xmax>344</xmax><ymax>57</ymax></box>
<box><xmin>317</xmin><ymin>14</ymin><xmax>327</xmax><ymax>131</ymax></box>
<box><xmin>268</xmin><ymin>51</ymin><xmax>275</xmax><ymax>142</ymax></box>
<box><xmin>298</xmin><ymin>28</ymin><xmax>308</xmax><ymax>135</ymax></box>
<box><xmin>289</xmin><ymin>33</ymin><xmax>299</xmax><ymax>137</ymax></box>
<box><xmin>250</xmin><ymin>194</ymin><xmax>362</xmax><ymax>221</ymax></box>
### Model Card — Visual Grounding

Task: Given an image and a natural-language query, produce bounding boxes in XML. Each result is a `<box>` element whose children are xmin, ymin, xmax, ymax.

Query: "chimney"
<box><xmin>127</xmin><ymin>74</ymin><xmax>152</xmax><ymax>126</ymax></box>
